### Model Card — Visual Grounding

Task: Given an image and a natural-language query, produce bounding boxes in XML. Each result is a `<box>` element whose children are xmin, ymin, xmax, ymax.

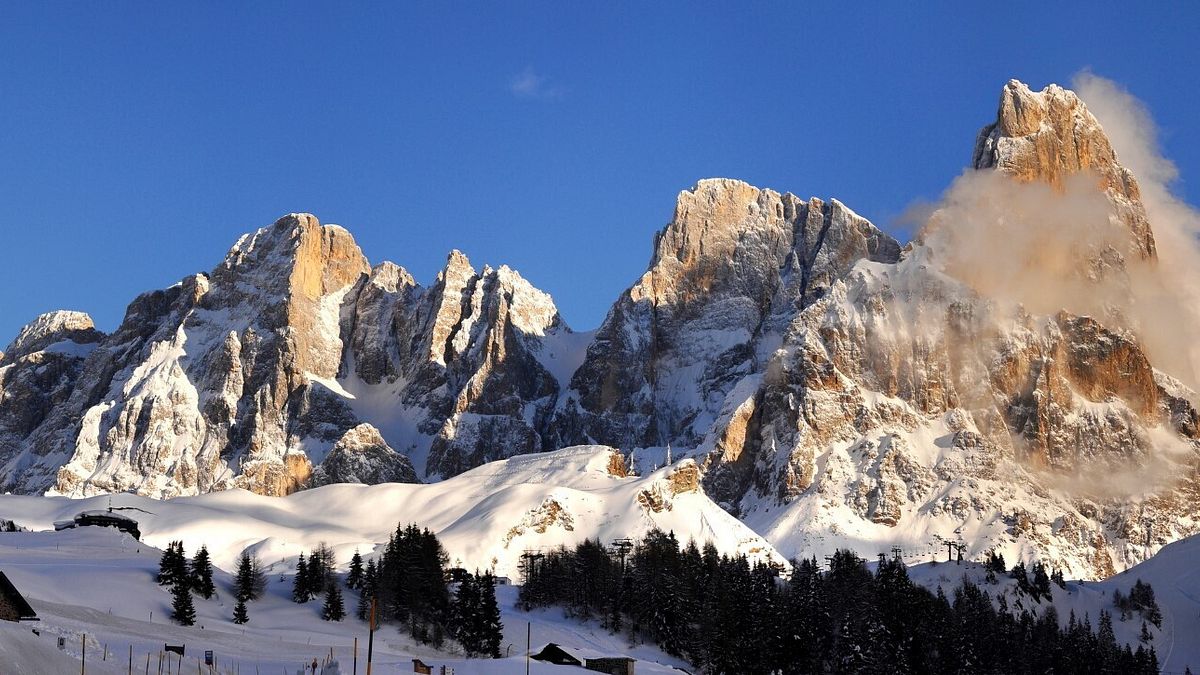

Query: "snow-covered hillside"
<box><xmin>0</xmin><ymin>445</ymin><xmax>781</xmax><ymax>578</ymax></box>
<box><xmin>904</xmin><ymin>535</ymin><xmax>1200</xmax><ymax>674</ymax></box>
<box><xmin>0</xmin><ymin>527</ymin><xmax>689</xmax><ymax>674</ymax></box>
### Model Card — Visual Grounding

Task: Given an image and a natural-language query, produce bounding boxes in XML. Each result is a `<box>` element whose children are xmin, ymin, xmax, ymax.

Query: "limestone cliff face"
<box><xmin>2</xmin><ymin>215</ymin><xmax>376</xmax><ymax>497</ymax></box>
<box><xmin>341</xmin><ymin>250</ymin><xmax>570</xmax><ymax>479</ymax></box>
<box><xmin>973</xmin><ymin>79</ymin><xmax>1155</xmax><ymax>259</ymax></box>
<box><xmin>553</xmin><ymin>179</ymin><xmax>901</xmax><ymax>454</ymax></box>
<box><xmin>0</xmin><ymin>79</ymin><xmax>1197</xmax><ymax>580</ymax></box>
<box><xmin>0</xmin><ymin>312</ymin><xmax>104</xmax><ymax>484</ymax></box>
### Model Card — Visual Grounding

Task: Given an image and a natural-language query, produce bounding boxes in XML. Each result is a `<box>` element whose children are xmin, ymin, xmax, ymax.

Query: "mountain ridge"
<box><xmin>2</xmin><ymin>79</ymin><xmax>1197</xmax><ymax>579</ymax></box>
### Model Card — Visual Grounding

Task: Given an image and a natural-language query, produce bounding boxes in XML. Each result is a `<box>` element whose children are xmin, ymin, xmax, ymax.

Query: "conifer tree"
<box><xmin>452</xmin><ymin>572</ymin><xmax>481</xmax><ymax>654</ymax></box>
<box><xmin>170</xmin><ymin>580</ymin><xmax>196</xmax><ymax>626</ymax></box>
<box><xmin>232</xmin><ymin>597</ymin><xmax>249</xmax><ymax>625</ymax></box>
<box><xmin>305</xmin><ymin>550</ymin><xmax>327</xmax><ymax>597</ymax></box>
<box><xmin>190</xmin><ymin>545</ymin><xmax>216</xmax><ymax>599</ymax></box>
<box><xmin>322</xmin><ymin>580</ymin><xmax>346</xmax><ymax>621</ymax></box>
<box><xmin>357</xmin><ymin>558</ymin><xmax>377</xmax><ymax>621</ymax></box>
<box><xmin>347</xmin><ymin>549</ymin><xmax>364</xmax><ymax>589</ymax></box>
<box><xmin>158</xmin><ymin>541</ymin><xmax>187</xmax><ymax>587</ymax></box>
<box><xmin>293</xmin><ymin>555</ymin><xmax>311</xmax><ymax>602</ymax></box>
<box><xmin>477</xmin><ymin>572</ymin><xmax>503</xmax><ymax>658</ymax></box>
<box><xmin>234</xmin><ymin>552</ymin><xmax>255</xmax><ymax>602</ymax></box>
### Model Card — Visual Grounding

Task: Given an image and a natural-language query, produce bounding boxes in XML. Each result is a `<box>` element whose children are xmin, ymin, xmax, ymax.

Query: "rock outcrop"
<box><xmin>309</xmin><ymin>423</ymin><xmax>418</xmax><ymax>486</ymax></box>
<box><xmin>0</xmin><ymin>79</ymin><xmax>1197</xmax><ymax>579</ymax></box>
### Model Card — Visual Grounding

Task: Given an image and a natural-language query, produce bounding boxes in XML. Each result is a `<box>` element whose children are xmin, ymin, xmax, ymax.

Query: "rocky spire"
<box><xmin>973</xmin><ymin>79</ymin><xmax>1156</xmax><ymax>259</ymax></box>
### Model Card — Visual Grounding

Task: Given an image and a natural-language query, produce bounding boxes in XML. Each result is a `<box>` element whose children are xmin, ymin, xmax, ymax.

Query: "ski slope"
<box><xmin>0</xmin><ymin>527</ymin><xmax>688</xmax><ymax>674</ymax></box>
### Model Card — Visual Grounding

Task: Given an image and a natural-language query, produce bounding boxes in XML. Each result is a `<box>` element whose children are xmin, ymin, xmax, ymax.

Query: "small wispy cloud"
<box><xmin>509</xmin><ymin>66</ymin><xmax>563</xmax><ymax>100</ymax></box>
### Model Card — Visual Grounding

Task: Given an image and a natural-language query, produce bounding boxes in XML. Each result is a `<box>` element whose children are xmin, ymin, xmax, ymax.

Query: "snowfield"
<box><xmin>0</xmin><ymin>528</ymin><xmax>688</xmax><ymax>674</ymax></box>
<box><xmin>0</xmin><ymin>445</ymin><xmax>780</xmax><ymax>578</ymax></box>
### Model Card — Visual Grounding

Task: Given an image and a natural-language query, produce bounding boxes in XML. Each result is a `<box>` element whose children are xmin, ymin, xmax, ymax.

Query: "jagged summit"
<box><xmin>3</xmin><ymin>311</ymin><xmax>102</xmax><ymax>359</ymax></box>
<box><xmin>974</xmin><ymin>79</ymin><xmax>1155</xmax><ymax>258</ymax></box>
<box><xmin>0</xmin><ymin>79</ymin><xmax>1197</xmax><ymax>580</ymax></box>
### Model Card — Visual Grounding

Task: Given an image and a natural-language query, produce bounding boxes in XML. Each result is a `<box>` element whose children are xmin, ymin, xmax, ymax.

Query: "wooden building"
<box><xmin>0</xmin><ymin>571</ymin><xmax>38</xmax><ymax>622</ymax></box>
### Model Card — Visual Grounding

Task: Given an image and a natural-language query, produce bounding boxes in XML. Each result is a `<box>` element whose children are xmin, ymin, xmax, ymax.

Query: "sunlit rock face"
<box><xmin>0</xmin><ymin>79</ymin><xmax>1197</xmax><ymax>580</ymax></box>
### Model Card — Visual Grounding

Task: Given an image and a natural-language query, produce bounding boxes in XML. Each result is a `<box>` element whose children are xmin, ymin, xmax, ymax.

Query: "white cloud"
<box><xmin>509</xmin><ymin>66</ymin><xmax>562</xmax><ymax>100</ymax></box>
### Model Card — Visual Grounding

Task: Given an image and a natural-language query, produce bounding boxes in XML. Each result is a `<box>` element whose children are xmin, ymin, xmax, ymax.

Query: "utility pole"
<box><xmin>352</xmin><ymin>637</ymin><xmax>357</xmax><ymax>675</ymax></box>
<box><xmin>82</xmin><ymin>634</ymin><xmax>86</xmax><ymax>675</ymax></box>
<box><xmin>526</xmin><ymin>622</ymin><xmax>531</xmax><ymax>675</ymax></box>
<box><xmin>365</xmin><ymin>596</ymin><xmax>376</xmax><ymax>675</ymax></box>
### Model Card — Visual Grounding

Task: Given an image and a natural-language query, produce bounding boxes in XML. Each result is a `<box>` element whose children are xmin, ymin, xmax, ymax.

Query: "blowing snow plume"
<box><xmin>916</xmin><ymin>75</ymin><xmax>1200</xmax><ymax>395</ymax></box>
<box><xmin>1074</xmin><ymin>73</ymin><xmax>1200</xmax><ymax>395</ymax></box>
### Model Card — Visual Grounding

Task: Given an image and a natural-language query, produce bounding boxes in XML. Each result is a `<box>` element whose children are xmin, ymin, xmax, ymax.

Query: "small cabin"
<box><xmin>0</xmin><ymin>571</ymin><xmax>38</xmax><ymax>622</ymax></box>
<box><xmin>54</xmin><ymin>509</ymin><xmax>140</xmax><ymax>540</ymax></box>
<box><xmin>584</xmin><ymin>657</ymin><xmax>636</xmax><ymax>675</ymax></box>
<box><xmin>531</xmin><ymin>643</ymin><xmax>636</xmax><ymax>674</ymax></box>
<box><xmin>531</xmin><ymin>643</ymin><xmax>583</xmax><ymax>667</ymax></box>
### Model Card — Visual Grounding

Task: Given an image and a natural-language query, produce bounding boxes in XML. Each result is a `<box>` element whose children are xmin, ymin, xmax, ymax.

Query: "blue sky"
<box><xmin>1</xmin><ymin>2</ymin><xmax>1197</xmax><ymax>341</ymax></box>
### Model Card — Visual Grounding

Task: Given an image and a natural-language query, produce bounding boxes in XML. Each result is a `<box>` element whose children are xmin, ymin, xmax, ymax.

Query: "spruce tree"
<box><xmin>478</xmin><ymin>572</ymin><xmax>503</xmax><ymax>658</ymax></box>
<box><xmin>347</xmin><ymin>549</ymin><xmax>364</xmax><ymax>589</ymax></box>
<box><xmin>234</xmin><ymin>552</ymin><xmax>255</xmax><ymax>603</ymax></box>
<box><xmin>305</xmin><ymin>550</ymin><xmax>326</xmax><ymax>597</ymax></box>
<box><xmin>190</xmin><ymin>545</ymin><xmax>216</xmax><ymax>599</ymax></box>
<box><xmin>453</xmin><ymin>572</ymin><xmax>480</xmax><ymax>654</ymax></box>
<box><xmin>322</xmin><ymin>581</ymin><xmax>346</xmax><ymax>621</ymax></box>
<box><xmin>170</xmin><ymin>580</ymin><xmax>196</xmax><ymax>626</ymax></box>
<box><xmin>158</xmin><ymin>541</ymin><xmax>187</xmax><ymax>587</ymax></box>
<box><xmin>293</xmin><ymin>555</ymin><xmax>311</xmax><ymax>602</ymax></box>
<box><xmin>357</xmin><ymin>558</ymin><xmax>377</xmax><ymax>621</ymax></box>
<box><xmin>232</xmin><ymin>597</ymin><xmax>249</xmax><ymax>625</ymax></box>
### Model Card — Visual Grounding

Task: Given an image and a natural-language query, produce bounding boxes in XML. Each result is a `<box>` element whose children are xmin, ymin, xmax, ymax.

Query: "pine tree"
<box><xmin>190</xmin><ymin>545</ymin><xmax>215</xmax><ymax>599</ymax></box>
<box><xmin>305</xmin><ymin>550</ymin><xmax>326</xmax><ymax>597</ymax></box>
<box><xmin>232</xmin><ymin>597</ymin><xmax>249</xmax><ymax>625</ymax></box>
<box><xmin>234</xmin><ymin>552</ymin><xmax>255</xmax><ymax>603</ymax></box>
<box><xmin>347</xmin><ymin>549</ymin><xmax>364</xmax><ymax>590</ymax></box>
<box><xmin>1032</xmin><ymin>561</ymin><xmax>1052</xmax><ymax>600</ymax></box>
<box><xmin>357</xmin><ymin>558</ymin><xmax>377</xmax><ymax>621</ymax></box>
<box><xmin>294</xmin><ymin>555</ymin><xmax>311</xmax><ymax>602</ymax></box>
<box><xmin>322</xmin><ymin>581</ymin><xmax>346</xmax><ymax>621</ymax></box>
<box><xmin>158</xmin><ymin>541</ymin><xmax>187</xmax><ymax>587</ymax></box>
<box><xmin>170</xmin><ymin>580</ymin><xmax>196</xmax><ymax>626</ymax></box>
<box><xmin>249</xmin><ymin>554</ymin><xmax>268</xmax><ymax>600</ymax></box>
<box><xmin>452</xmin><ymin>572</ymin><xmax>481</xmax><ymax>654</ymax></box>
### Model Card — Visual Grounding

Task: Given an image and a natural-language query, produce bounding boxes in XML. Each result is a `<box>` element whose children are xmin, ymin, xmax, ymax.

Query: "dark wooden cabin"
<box><xmin>531</xmin><ymin>643</ymin><xmax>583</xmax><ymax>666</ymax></box>
<box><xmin>0</xmin><ymin>571</ymin><xmax>38</xmax><ymax>622</ymax></box>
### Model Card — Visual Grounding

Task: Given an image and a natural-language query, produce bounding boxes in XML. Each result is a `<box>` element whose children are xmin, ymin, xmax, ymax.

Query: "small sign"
<box><xmin>204</xmin><ymin>650</ymin><xmax>214</xmax><ymax>665</ymax></box>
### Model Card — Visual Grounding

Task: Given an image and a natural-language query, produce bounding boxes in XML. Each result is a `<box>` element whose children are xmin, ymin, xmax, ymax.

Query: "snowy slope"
<box><xmin>903</xmin><ymin>534</ymin><xmax>1200</xmax><ymax>674</ymax></box>
<box><xmin>0</xmin><ymin>527</ymin><xmax>688</xmax><ymax>674</ymax></box>
<box><xmin>0</xmin><ymin>445</ymin><xmax>781</xmax><ymax>578</ymax></box>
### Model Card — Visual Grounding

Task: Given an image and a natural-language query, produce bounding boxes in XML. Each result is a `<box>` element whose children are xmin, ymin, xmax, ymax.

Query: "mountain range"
<box><xmin>2</xmin><ymin>79</ymin><xmax>1197</xmax><ymax>579</ymax></box>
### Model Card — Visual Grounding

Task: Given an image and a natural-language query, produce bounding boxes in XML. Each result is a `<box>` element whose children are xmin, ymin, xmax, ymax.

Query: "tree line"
<box><xmin>155</xmin><ymin>524</ymin><xmax>503</xmax><ymax>659</ymax></box>
<box><xmin>518</xmin><ymin>529</ymin><xmax>1164</xmax><ymax>675</ymax></box>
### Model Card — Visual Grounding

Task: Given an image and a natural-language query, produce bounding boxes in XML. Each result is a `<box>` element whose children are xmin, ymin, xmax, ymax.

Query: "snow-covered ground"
<box><xmin>904</xmin><ymin>540</ymin><xmax>1200</xmax><ymax>674</ymax></box>
<box><xmin>0</xmin><ymin>445</ymin><xmax>781</xmax><ymax>579</ymax></box>
<box><xmin>0</xmin><ymin>527</ymin><xmax>688</xmax><ymax>674</ymax></box>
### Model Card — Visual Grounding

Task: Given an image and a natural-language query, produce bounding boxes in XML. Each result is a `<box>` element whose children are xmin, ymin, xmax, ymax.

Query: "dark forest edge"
<box><xmin>518</xmin><ymin>529</ymin><xmax>1167</xmax><ymax>675</ymax></box>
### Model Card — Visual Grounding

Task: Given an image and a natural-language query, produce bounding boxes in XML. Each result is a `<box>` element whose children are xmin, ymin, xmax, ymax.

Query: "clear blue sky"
<box><xmin>1</xmin><ymin>2</ymin><xmax>1197</xmax><ymax>342</ymax></box>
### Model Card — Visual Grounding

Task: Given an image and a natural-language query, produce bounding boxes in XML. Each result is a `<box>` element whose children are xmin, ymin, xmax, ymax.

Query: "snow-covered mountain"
<box><xmin>0</xmin><ymin>445</ymin><xmax>779</xmax><ymax>578</ymax></box>
<box><xmin>1</xmin><ymin>79</ymin><xmax>1198</xmax><ymax>579</ymax></box>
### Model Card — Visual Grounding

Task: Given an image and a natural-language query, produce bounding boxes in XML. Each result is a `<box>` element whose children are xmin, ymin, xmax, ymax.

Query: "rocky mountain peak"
<box><xmin>973</xmin><ymin>79</ymin><xmax>1156</xmax><ymax>258</ymax></box>
<box><xmin>3</xmin><ymin>311</ymin><xmax>103</xmax><ymax>360</ymax></box>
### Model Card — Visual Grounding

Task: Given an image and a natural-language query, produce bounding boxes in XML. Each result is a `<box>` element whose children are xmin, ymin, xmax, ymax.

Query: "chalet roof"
<box><xmin>0</xmin><ymin>571</ymin><xmax>37</xmax><ymax>620</ymax></box>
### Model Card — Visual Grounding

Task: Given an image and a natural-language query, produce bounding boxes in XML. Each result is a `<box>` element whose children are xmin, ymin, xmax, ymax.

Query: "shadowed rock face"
<box><xmin>0</xmin><ymin>79</ymin><xmax>1198</xmax><ymax>579</ymax></box>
